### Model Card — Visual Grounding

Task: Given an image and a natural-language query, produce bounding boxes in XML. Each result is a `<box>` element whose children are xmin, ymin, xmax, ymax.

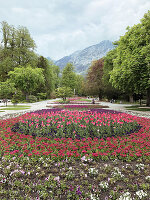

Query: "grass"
<box><xmin>125</xmin><ymin>105</ymin><xmax>150</xmax><ymax>112</ymax></box>
<box><xmin>0</xmin><ymin>105</ymin><xmax>31</xmax><ymax>110</ymax></box>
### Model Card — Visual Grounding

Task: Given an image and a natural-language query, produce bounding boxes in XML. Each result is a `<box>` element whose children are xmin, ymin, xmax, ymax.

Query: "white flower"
<box><xmin>54</xmin><ymin>176</ymin><xmax>60</xmax><ymax>182</ymax></box>
<box><xmin>136</xmin><ymin>163</ymin><xmax>145</xmax><ymax>170</ymax></box>
<box><xmin>88</xmin><ymin>168</ymin><xmax>98</xmax><ymax>175</ymax></box>
<box><xmin>136</xmin><ymin>190</ymin><xmax>147</xmax><ymax>199</ymax></box>
<box><xmin>117</xmin><ymin>192</ymin><xmax>132</xmax><ymax>200</ymax></box>
<box><xmin>90</xmin><ymin>193</ymin><xmax>99</xmax><ymax>200</ymax></box>
<box><xmin>111</xmin><ymin>167</ymin><xmax>124</xmax><ymax>178</ymax></box>
<box><xmin>99</xmin><ymin>181</ymin><xmax>109</xmax><ymax>189</ymax></box>
<box><xmin>145</xmin><ymin>176</ymin><xmax>150</xmax><ymax>180</ymax></box>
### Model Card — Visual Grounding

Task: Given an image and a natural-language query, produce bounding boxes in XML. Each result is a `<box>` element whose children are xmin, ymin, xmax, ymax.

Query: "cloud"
<box><xmin>0</xmin><ymin>0</ymin><xmax>150</xmax><ymax>60</ymax></box>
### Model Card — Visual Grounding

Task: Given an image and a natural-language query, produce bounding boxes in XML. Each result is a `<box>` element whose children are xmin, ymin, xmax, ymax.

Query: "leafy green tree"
<box><xmin>0</xmin><ymin>81</ymin><xmax>15</xmax><ymax>106</ymax></box>
<box><xmin>109</xmin><ymin>11</ymin><xmax>150</xmax><ymax>105</ymax></box>
<box><xmin>103</xmin><ymin>48</ymin><xmax>122</xmax><ymax>100</ymax></box>
<box><xmin>0</xmin><ymin>21</ymin><xmax>37</xmax><ymax>81</ymax></box>
<box><xmin>15</xmin><ymin>26</ymin><xmax>37</xmax><ymax>66</ymax></box>
<box><xmin>55</xmin><ymin>87</ymin><xmax>73</xmax><ymax>101</ymax></box>
<box><xmin>52</xmin><ymin>64</ymin><xmax>60</xmax><ymax>89</ymax></box>
<box><xmin>37</xmin><ymin>56</ymin><xmax>55</xmax><ymax>98</ymax></box>
<box><xmin>8</xmin><ymin>65</ymin><xmax>45</xmax><ymax>100</ymax></box>
<box><xmin>61</xmin><ymin>63</ymin><xmax>76</xmax><ymax>91</ymax></box>
<box><xmin>74</xmin><ymin>74</ymin><xmax>84</xmax><ymax>96</ymax></box>
<box><xmin>86</xmin><ymin>58</ymin><xmax>104</xmax><ymax>100</ymax></box>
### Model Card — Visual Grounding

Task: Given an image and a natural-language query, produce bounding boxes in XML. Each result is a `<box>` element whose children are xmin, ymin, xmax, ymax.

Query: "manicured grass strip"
<box><xmin>125</xmin><ymin>106</ymin><xmax>150</xmax><ymax>111</ymax></box>
<box><xmin>0</xmin><ymin>105</ymin><xmax>30</xmax><ymax>110</ymax></box>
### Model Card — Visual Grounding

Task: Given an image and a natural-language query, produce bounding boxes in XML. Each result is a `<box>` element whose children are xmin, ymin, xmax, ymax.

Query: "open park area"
<box><xmin>0</xmin><ymin>3</ymin><xmax>150</xmax><ymax>199</ymax></box>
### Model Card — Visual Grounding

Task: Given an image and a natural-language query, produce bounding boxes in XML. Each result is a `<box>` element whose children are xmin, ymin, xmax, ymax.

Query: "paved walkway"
<box><xmin>0</xmin><ymin>99</ymin><xmax>55</xmax><ymax>119</ymax></box>
<box><xmin>0</xmin><ymin>100</ymin><xmax>150</xmax><ymax>119</ymax></box>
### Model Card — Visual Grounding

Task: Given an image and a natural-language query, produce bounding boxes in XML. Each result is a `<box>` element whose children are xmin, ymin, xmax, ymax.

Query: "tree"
<box><xmin>55</xmin><ymin>87</ymin><xmax>73</xmax><ymax>101</ymax></box>
<box><xmin>15</xmin><ymin>26</ymin><xmax>37</xmax><ymax>66</ymax></box>
<box><xmin>52</xmin><ymin>64</ymin><xmax>60</xmax><ymax>89</ymax></box>
<box><xmin>109</xmin><ymin>11</ymin><xmax>150</xmax><ymax>105</ymax></box>
<box><xmin>86</xmin><ymin>58</ymin><xmax>104</xmax><ymax>100</ymax></box>
<box><xmin>61</xmin><ymin>63</ymin><xmax>76</xmax><ymax>91</ymax></box>
<box><xmin>102</xmin><ymin>48</ymin><xmax>121</xmax><ymax>100</ymax></box>
<box><xmin>8</xmin><ymin>65</ymin><xmax>45</xmax><ymax>100</ymax></box>
<box><xmin>37</xmin><ymin>56</ymin><xmax>55</xmax><ymax>98</ymax></box>
<box><xmin>74</xmin><ymin>74</ymin><xmax>85</xmax><ymax>96</ymax></box>
<box><xmin>0</xmin><ymin>21</ymin><xmax>37</xmax><ymax>81</ymax></box>
<box><xmin>0</xmin><ymin>81</ymin><xmax>15</xmax><ymax>106</ymax></box>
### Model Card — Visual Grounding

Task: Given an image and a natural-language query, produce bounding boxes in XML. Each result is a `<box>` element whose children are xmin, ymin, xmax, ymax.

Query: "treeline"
<box><xmin>0</xmin><ymin>21</ymin><xmax>60</xmax><ymax>103</ymax></box>
<box><xmin>85</xmin><ymin>10</ymin><xmax>150</xmax><ymax>106</ymax></box>
<box><xmin>0</xmin><ymin>21</ymin><xmax>85</xmax><ymax>103</ymax></box>
<box><xmin>0</xmin><ymin>10</ymin><xmax>149</xmax><ymax>106</ymax></box>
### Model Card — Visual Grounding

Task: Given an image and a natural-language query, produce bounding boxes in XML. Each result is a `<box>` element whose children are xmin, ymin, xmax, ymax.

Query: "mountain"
<box><xmin>55</xmin><ymin>40</ymin><xmax>114</xmax><ymax>75</ymax></box>
<box><xmin>47</xmin><ymin>57</ymin><xmax>55</xmax><ymax>62</ymax></box>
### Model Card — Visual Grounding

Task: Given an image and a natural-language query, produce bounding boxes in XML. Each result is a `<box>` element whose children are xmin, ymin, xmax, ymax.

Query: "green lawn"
<box><xmin>125</xmin><ymin>105</ymin><xmax>150</xmax><ymax>111</ymax></box>
<box><xmin>0</xmin><ymin>105</ymin><xmax>31</xmax><ymax>110</ymax></box>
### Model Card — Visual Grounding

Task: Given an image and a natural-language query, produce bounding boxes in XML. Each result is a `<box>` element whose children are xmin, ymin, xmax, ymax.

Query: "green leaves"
<box><xmin>61</xmin><ymin>63</ymin><xmax>76</xmax><ymax>90</ymax></box>
<box><xmin>8</xmin><ymin>65</ymin><xmax>45</xmax><ymax>98</ymax></box>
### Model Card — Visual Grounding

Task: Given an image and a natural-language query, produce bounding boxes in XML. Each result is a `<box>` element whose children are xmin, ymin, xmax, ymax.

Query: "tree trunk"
<box><xmin>146</xmin><ymin>87</ymin><xmax>150</xmax><ymax>106</ymax></box>
<box><xmin>26</xmin><ymin>94</ymin><xmax>29</xmax><ymax>101</ymax></box>
<box><xmin>129</xmin><ymin>95</ymin><xmax>134</xmax><ymax>103</ymax></box>
<box><xmin>98</xmin><ymin>90</ymin><xmax>102</xmax><ymax>101</ymax></box>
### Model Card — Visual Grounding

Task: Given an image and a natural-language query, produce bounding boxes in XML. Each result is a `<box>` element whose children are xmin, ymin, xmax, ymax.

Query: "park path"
<box><xmin>0</xmin><ymin>99</ymin><xmax>150</xmax><ymax>119</ymax></box>
<box><xmin>0</xmin><ymin>99</ymin><xmax>55</xmax><ymax>119</ymax></box>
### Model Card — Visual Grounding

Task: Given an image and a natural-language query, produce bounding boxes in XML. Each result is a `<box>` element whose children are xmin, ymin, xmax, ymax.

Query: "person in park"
<box><xmin>92</xmin><ymin>99</ymin><xmax>95</xmax><ymax>104</ymax></box>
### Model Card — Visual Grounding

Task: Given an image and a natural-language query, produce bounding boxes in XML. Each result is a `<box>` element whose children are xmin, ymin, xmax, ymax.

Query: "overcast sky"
<box><xmin>0</xmin><ymin>0</ymin><xmax>150</xmax><ymax>60</ymax></box>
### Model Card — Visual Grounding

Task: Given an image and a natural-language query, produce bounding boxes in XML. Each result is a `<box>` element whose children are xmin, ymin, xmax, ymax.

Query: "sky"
<box><xmin>0</xmin><ymin>0</ymin><xmax>150</xmax><ymax>60</ymax></box>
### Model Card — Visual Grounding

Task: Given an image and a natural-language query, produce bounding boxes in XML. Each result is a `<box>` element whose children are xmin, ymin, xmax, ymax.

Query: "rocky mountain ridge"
<box><xmin>52</xmin><ymin>40</ymin><xmax>114</xmax><ymax>75</ymax></box>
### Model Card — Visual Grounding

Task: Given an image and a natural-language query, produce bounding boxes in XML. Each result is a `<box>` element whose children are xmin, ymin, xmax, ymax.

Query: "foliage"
<box><xmin>11</xmin><ymin>110</ymin><xmax>141</xmax><ymax>140</ymax></box>
<box><xmin>51</xmin><ymin>64</ymin><xmax>60</xmax><ymax>89</ymax></box>
<box><xmin>86</xmin><ymin>58</ymin><xmax>104</xmax><ymax>100</ymax></box>
<box><xmin>0</xmin><ymin>81</ymin><xmax>15</xmax><ymax>106</ymax></box>
<box><xmin>8</xmin><ymin>65</ymin><xmax>45</xmax><ymax>100</ymax></box>
<box><xmin>0</xmin><ymin>21</ymin><xmax>37</xmax><ymax>81</ymax></box>
<box><xmin>27</xmin><ymin>95</ymin><xmax>37</xmax><ymax>103</ymax></box>
<box><xmin>103</xmin><ymin>49</ymin><xmax>121</xmax><ymax>100</ymax></box>
<box><xmin>37</xmin><ymin>56</ymin><xmax>56</xmax><ymax>98</ymax></box>
<box><xmin>37</xmin><ymin>92</ymin><xmax>47</xmax><ymax>100</ymax></box>
<box><xmin>74</xmin><ymin>74</ymin><xmax>85</xmax><ymax>96</ymax></box>
<box><xmin>55</xmin><ymin>86</ymin><xmax>73</xmax><ymax>101</ymax></box>
<box><xmin>61</xmin><ymin>63</ymin><xmax>77</xmax><ymax>91</ymax></box>
<box><xmin>109</xmin><ymin>11</ymin><xmax>150</xmax><ymax>105</ymax></box>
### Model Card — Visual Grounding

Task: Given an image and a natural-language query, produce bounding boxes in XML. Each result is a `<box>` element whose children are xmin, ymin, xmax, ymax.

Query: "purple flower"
<box><xmin>76</xmin><ymin>186</ymin><xmax>82</xmax><ymax>195</ymax></box>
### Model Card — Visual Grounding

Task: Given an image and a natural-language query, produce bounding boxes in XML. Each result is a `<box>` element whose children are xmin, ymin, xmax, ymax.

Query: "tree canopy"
<box><xmin>8</xmin><ymin>65</ymin><xmax>45</xmax><ymax>100</ymax></box>
<box><xmin>86</xmin><ymin>58</ymin><xmax>104</xmax><ymax>100</ymax></box>
<box><xmin>61</xmin><ymin>63</ymin><xmax>77</xmax><ymax>91</ymax></box>
<box><xmin>109</xmin><ymin>11</ymin><xmax>150</xmax><ymax>105</ymax></box>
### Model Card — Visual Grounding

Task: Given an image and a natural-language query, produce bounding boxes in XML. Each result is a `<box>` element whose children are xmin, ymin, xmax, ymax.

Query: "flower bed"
<box><xmin>0</xmin><ymin>108</ymin><xmax>150</xmax><ymax>199</ymax></box>
<box><xmin>11</xmin><ymin>109</ymin><xmax>141</xmax><ymax>140</ymax></box>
